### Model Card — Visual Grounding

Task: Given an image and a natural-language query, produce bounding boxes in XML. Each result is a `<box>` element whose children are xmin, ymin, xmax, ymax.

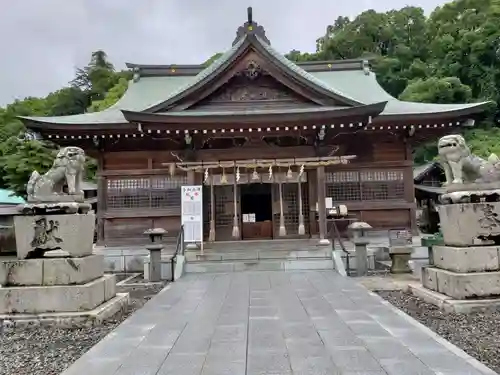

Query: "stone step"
<box><xmin>185</xmin><ymin>258</ymin><xmax>335</xmax><ymax>273</ymax></box>
<box><xmin>185</xmin><ymin>249</ymin><xmax>332</xmax><ymax>262</ymax></box>
<box><xmin>201</xmin><ymin>242</ymin><xmax>325</xmax><ymax>253</ymax></box>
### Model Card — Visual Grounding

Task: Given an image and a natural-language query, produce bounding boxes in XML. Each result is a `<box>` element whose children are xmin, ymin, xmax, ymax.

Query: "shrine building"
<box><xmin>19</xmin><ymin>9</ymin><xmax>489</xmax><ymax>246</ymax></box>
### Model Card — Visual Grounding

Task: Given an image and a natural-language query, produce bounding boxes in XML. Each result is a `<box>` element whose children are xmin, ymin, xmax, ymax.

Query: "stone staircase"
<box><xmin>95</xmin><ymin>234</ymin><xmax>430</xmax><ymax>277</ymax></box>
<box><xmin>184</xmin><ymin>239</ymin><xmax>335</xmax><ymax>273</ymax></box>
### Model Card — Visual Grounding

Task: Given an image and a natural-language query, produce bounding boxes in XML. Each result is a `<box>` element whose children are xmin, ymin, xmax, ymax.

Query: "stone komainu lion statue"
<box><xmin>438</xmin><ymin>134</ymin><xmax>500</xmax><ymax>185</ymax></box>
<box><xmin>26</xmin><ymin>146</ymin><xmax>86</xmax><ymax>202</ymax></box>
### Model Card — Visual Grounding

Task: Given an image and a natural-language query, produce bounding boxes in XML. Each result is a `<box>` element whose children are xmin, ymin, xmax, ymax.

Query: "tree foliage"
<box><xmin>0</xmin><ymin>50</ymin><xmax>126</xmax><ymax>197</ymax></box>
<box><xmin>287</xmin><ymin>0</ymin><xmax>500</xmax><ymax>163</ymax></box>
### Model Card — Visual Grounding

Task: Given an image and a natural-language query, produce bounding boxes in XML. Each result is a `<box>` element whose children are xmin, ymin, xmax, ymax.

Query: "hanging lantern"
<box><xmin>286</xmin><ymin>165</ymin><xmax>293</xmax><ymax>179</ymax></box>
<box><xmin>268</xmin><ymin>165</ymin><xmax>273</xmax><ymax>180</ymax></box>
<box><xmin>236</xmin><ymin>166</ymin><xmax>241</xmax><ymax>182</ymax></box>
<box><xmin>220</xmin><ymin>168</ymin><xmax>228</xmax><ymax>184</ymax></box>
<box><xmin>251</xmin><ymin>167</ymin><xmax>260</xmax><ymax>181</ymax></box>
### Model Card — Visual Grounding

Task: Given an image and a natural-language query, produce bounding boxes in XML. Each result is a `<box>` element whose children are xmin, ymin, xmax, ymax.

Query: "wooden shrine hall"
<box><xmin>20</xmin><ymin>8</ymin><xmax>489</xmax><ymax>246</ymax></box>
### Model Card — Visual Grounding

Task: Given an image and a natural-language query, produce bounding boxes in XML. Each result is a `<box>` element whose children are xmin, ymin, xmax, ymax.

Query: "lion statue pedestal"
<box><xmin>0</xmin><ymin>146</ymin><xmax>128</xmax><ymax>327</ymax></box>
<box><xmin>409</xmin><ymin>135</ymin><xmax>500</xmax><ymax>313</ymax></box>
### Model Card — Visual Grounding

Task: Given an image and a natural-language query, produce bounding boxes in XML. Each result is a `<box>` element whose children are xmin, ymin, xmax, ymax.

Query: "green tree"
<box><xmin>399</xmin><ymin>77</ymin><xmax>472</xmax><ymax>103</ymax></box>
<box><xmin>0</xmin><ymin>138</ymin><xmax>57</xmax><ymax>198</ymax></box>
<box><xmin>88</xmin><ymin>77</ymin><xmax>129</xmax><ymax>112</ymax></box>
<box><xmin>71</xmin><ymin>50</ymin><xmax>119</xmax><ymax>104</ymax></box>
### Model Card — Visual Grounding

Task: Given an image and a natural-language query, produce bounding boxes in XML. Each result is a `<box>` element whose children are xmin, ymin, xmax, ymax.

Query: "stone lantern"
<box><xmin>144</xmin><ymin>228</ymin><xmax>167</xmax><ymax>282</ymax></box>
<box><xmin>348</xmin><ymin>222</ymin><xmax>372</xmax><ymax>276</ymax></box>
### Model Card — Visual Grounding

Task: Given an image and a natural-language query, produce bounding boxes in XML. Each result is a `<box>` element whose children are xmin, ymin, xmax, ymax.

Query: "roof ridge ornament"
<box><xmin>232</xmin><ymin>7</ymin><xmax>271</xmax><ymax>46</ymax></box>
<box><xmin>133</xmin><ymin>66</ymin><xmax>141</xmax><ymax>82</ymax></box>
<box><xmin>362</xmin><ymin>60</ymin><xmax>370</xmax><ymax>75</ymax></box>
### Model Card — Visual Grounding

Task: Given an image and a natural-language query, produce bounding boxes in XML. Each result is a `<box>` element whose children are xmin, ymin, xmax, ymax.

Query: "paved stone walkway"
<box><xmin>63</xmin><ymin>271</ymin><xmax>496</xmax><ymax>375</ymax></box>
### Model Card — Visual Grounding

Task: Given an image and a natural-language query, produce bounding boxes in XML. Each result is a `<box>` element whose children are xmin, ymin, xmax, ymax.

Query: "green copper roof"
<box><xmin>144</xmin><ymin>36</ymin><xmax>247</xmax><ymax>112</ymax></box>
<box><xmin>310</xmin><ymin>70</ymin><xmax>489</xmax><ymax>116</ymax></box>
<box><xmin>255</xmin><ymin>36</ymin><xmax>360</xmax><ymax>104</ymax></box>
<box><xmin>21</xmin><ymin>75</ymin><xmax>195</xmax><ymax>125</ymax></box>
<box><xmin>20</xmin><ymin>32</ymin><xmax>488</xmax><ymax>126</ymax></box>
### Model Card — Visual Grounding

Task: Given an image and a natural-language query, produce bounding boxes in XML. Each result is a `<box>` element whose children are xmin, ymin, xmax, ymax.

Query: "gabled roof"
<box><xmin>141</xmin><ymin>34</ymin><xmax>363</xmax><ymax>113</ymax></box>
<box><xmin>413</xmin><ymin>161</ymin><xmax>441</xmax><ymax>182</ymax></box>
<box><xmin>19</xmin><ymin>10</ymin><xmax>491</xmax><ymax>130</ymax></box>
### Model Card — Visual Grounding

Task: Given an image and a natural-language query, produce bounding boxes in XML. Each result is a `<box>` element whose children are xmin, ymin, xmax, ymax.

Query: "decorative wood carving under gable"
<box><xmin>188</xmin><ymin>60</ymin><xmax>319</xmax><ymax>111</ymax></box>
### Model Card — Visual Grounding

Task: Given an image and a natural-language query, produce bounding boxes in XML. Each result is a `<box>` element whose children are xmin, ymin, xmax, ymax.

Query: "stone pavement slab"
<box><xmin>61</xmin><ymin>271</ymin><xmax>498</xmax><ymax>375</ymax></box>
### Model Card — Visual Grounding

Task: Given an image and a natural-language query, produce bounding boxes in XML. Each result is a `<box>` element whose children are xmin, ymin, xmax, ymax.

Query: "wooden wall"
<box><xmin>96</xmin><ymin>132</ymin><xmax>416</xmax><ymax>245</ymax></box>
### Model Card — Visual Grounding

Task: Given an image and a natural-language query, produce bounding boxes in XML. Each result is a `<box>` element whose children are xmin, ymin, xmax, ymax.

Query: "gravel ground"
<box><xmin>0</xmin><ymin>282</ymin><xmax>166</xmax><ymax>375</ymax></box>
<box><xmin>378</xmin><ymin>290</ymin><xmax>500</xmax><ymax>373</ymax></box>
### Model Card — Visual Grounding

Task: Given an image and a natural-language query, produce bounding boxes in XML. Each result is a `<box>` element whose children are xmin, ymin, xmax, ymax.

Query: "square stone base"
<box><xmin>0</xmin><ymin>255</ymin><xmax>104</xmax><ymax>287</ymax></box>
<box><xmin>433</xmin><ymin>245</ymin><xmax>500</xmax><ymax>273</ymax></box>
<box><xmin>0</xmin><ymin>293</ymin><xmax>129</xmax><ymax>327</ymax></box>
<box><xmin>437</xmin><ymin>202</ymin><xmax>500</xmax><ymax>246</ymax></box>
<box><xmin>422</xmin><ymin>266</ymin><xmax>500</xmax><ymax>299</ymax></box>
<box><xmin>0</xmin><ymin>274</ymin><xmax>116</xmax><ymax>314</ymax></box>
<box><xmin>410</xmin><ymin>283</ymin><xmax>500</xmax><ymax>313</ymax></box>
<box><xmin>14</xmin><ymin>212</ymin><xmax>95</xmax><ymax>259</ymax></box>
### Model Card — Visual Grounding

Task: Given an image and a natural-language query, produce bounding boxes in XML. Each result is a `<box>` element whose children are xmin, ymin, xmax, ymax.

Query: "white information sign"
<box><xmin>181</xmin><ymin>185</ymin><xmax>203</xmax><ymax>244</ymax></box>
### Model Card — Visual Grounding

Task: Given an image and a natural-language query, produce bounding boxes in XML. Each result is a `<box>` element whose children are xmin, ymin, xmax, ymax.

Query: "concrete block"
<box><xmin>433</xmin><ymin>245</ymin><xmax>500</xmax><ymax>272</ymax></box>
<box><xmin>0</xmin><ymin>259</ymin><xmax>43</xmax><ymax>286</ymax></box>
<box><xmin>103</xmin><ymin>256</ymin><xmax>125</xmax><ymax>273</ymax></box>
<box><xmin>14</xmin><ymin>213</ymin><xmax>95</xmax><ymax>259</ymax></box>
<box><xmin>0</xmin><ymin>293</ymin><xmax>129</xmax><ymax>327</ymax></box>
<box><xmin>103</xmin><ymin>274</ymin><xmax>116</xmax><ymax>301</ymax></box>
<box><xmin>421</xmin><ymin>266</ymin><xmax>438</xmax><ymax>291</ymax></box>
<box><xmin>410</xmin><ymin>283</ymin><xmax>500</xmax><ymax>314</ymax></box>
<box><xmin>422</xmin><ymin>267</ymin><xmax>500</xmax><ymax>299</ymax></box>
<box><xmin>125</xmin><ymin>255</ymin><xmax>146</xmax><ymax>272</ymax></box>
<box><xmin>43</xmin><ymin>255</ymin><xmax>104</xmax><ymax>286</ymax></box>
<box><xmin>0</xmin><ymin>255</ymin><xmax>104</xmax><ymax>286</ymax></box>
<box><xmin>438</xmin><ymin>202</ymin><xmax>500</xmax><ymax>246</ymax></box>
<box><xmin>0</xmin><ymin>274</ymin><xmax>115</xmax><ymax>314</ymax></box>
<box><xmin>284</xmin><ymin>259</ymin><xmax>333</xmax><ymax>270</ymax></box>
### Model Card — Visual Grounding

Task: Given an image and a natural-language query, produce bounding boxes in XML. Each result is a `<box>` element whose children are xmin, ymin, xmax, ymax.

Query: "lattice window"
<box><xmin>106</xmin><ymin>175</ymin><xmax>186</xmax><ymax>210</ymax></box>
<box><xmin>326</xmin><ymin>171</ymin><xmax>361</xmax><ymax>201</ymax></box>
<box><xmin>150</xmin><ymin>176</ymin><xmax>186</xmax><ymax>209</ymax></box>
<box><xmin>326</xmin><ymin>170</ymin><xmax>405</xmax><ymax>202</ymax></box>
<box><xmin>361</xmin><ymin>170</ymin><xmax>405</xmax><ymax>201</ymax></box>
<box><xmin>326</xmin><ymin>171</ymin><xmax>359</xmax><ymax>183</ymax></box>
<box><xmin>215</xmin><ymin>185</ymin><xmax>235</xmax><ymax>227</ymax></box>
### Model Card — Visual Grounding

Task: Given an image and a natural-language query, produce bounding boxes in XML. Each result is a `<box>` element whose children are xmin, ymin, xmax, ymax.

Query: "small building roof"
<box><xmin>413</xmin><ymin>161</ymin><xmax>442</xmax><ymax>182</ymax></box>
<box><xmin>0</xmin><ymin>189</ymin><xmax>25</xmax><ymax>205</ymax></box>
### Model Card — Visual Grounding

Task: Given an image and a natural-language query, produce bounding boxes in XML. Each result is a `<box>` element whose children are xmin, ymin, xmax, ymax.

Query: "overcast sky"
<box><xmin>0</xmin><ymin>0</ymin><xmax>449</xmax><ymax>107</ymax></box>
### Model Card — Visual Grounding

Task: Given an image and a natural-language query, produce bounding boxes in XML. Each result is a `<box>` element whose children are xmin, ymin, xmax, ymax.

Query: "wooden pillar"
<box><xmin>96</xmin><ymin>152</ymin><xmax>106</xmax><ymax>245</ymax></box>
<box><xmin>308</xmin><ymin>169</ymin><xmax>318</xmax><ymax>235</ymax></box>
<box><xmin>232</xmin><ymin>168</ymin><xmax>240</xmax><ymax>239</ymax></box>
<box><xmin>209</xmin><ymin>176</ymin><xmax>216</xmax><ymax>242</ymax></box>
<box><xmin>316</xmin><ymin>166</ymin><xmax>330</xmax><ymax>245</ymax></box>
<box><xmin>297</xmin><ymin>176</ymin><xmax>305</xmax><ymax>235</ymax></box>
<box><xmin>278</xmin><ymin>181</ymin><xmax>287</xmax><ymax>236</ymax></box>
<box><xmin>404</xmin><ymin>138</ymin><xmax>418</xmax><ymax>235</ymax></box>
<box><xmin>96</xmin><ymin>175</ymin><xmax>106</xmax><ymax>244</ymax></box>
<box><xmin>187</xmin><ymin>170</ymin><xmax>195</xmax><ymax>185</ymax></box>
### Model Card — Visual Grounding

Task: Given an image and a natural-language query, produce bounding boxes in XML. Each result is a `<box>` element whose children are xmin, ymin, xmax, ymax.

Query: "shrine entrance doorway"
<box><xmin>240</xmin><ymin>184</ymin><xmax>273</xmax><ymax>239</ymax></box>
